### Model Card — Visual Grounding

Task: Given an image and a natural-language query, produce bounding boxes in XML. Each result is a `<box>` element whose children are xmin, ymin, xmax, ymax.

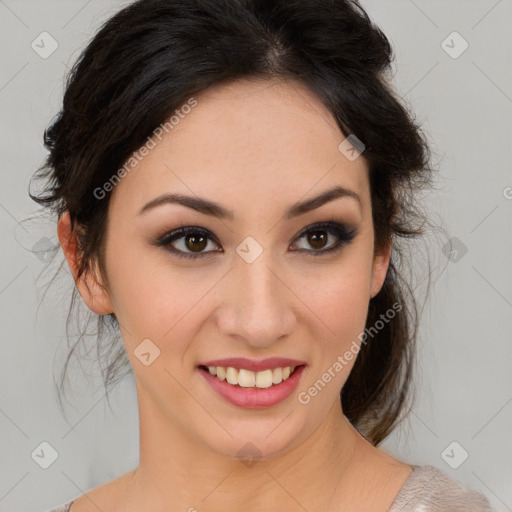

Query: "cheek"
<box><xmin>105</xmin><ymin>245</ymin><xmax>214</xmax><ymax>367</ymax></box>
<box><xmin>109</xmin><ymin>268</ymin><xmax>190</xmax><ymax>339</ymax></box>
<box><xmin>303</xmin><ymin>259</ymin><xmax>373</xmax><ymax>338</ymax></box>
<box><xmin>296</xmin><ymin>272</ymin><xmax>371</xmax><ymax>404</ymax></box>
<box><xmin>297</xmin><ymin>258</ymin><xmax>372</xmax><ymax>396</ymax></box>
<box><xmin>102</xmin><ymin>236</ymin><xmax>177</xmax><ymax>336</ymax></box>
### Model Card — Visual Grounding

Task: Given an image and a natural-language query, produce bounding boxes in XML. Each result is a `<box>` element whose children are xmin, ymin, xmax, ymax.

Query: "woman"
<box><xmin>32</xmin><ymin>0</ymin><xmax>494</xmax><ymax>510</ymax></box>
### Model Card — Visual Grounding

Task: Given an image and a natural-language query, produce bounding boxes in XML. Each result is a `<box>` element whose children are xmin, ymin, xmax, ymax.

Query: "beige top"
<box><xmin>46</xmin><ymin>464</ymin><xmax>495</xmax><ymax>512</ymax></box>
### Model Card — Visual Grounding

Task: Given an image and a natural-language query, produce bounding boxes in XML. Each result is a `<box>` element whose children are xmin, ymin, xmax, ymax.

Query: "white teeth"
<box><xmin>226</xmin><ymin>367</ymin><xmax>238</xmax><ymax>385</ymax></box>
<box><xmin>238</xmin><ymin>369</ymin><xmax>255</xmax><ymax>387</ymax></box>
<box><xmin>205</xmin><ymin>365</ymin><xmax>297</xmax><ymax>388</ymax></box>
<box><xmin>272</xmin><ymin>367</ymin><xmax>282</xmax><ymax>384</ymax></box>
<box><xmin>255</xmin><ymin>369</ymin><xmax>273</xmax><ymax>388</ymax></box>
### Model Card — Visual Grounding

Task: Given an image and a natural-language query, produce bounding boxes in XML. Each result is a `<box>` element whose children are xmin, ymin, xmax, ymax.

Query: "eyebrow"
<box><xmin>138</xmin><ymin>185</ymin><xmax>362</xmax><ymax>220</ymax></box>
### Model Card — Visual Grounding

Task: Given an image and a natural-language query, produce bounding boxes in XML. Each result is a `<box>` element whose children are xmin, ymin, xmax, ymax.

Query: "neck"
<box><xmin>125</xmin><ymin>385</ymin><xmax>364</xmax><ymax>511</ymax></box>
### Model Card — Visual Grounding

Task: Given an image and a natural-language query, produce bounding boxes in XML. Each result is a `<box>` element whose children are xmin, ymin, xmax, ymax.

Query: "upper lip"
<box><xmin>199</xmin><ymin>357</ymin><xmax>307</xmax><ymax>372</ymax></box>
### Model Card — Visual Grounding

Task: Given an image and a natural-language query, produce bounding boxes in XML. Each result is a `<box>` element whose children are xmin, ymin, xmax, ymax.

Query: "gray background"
<box><xmin>0</xmin><ymin>1</ymin><xmax>511</xmax><ymax>511</ymax></box>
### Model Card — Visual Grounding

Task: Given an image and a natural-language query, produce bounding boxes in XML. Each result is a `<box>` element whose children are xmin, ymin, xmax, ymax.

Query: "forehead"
<box><xmin>110</xmin><ymin>78</ymin><xmax>369</xmax><ymax>218</ymax></box>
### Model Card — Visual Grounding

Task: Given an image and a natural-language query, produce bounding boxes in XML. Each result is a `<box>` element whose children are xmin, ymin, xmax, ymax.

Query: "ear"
<box><xmin>57</xmin><ymin>211</ymin><xmax>114</xmax><ymax>315</ymax></box>
<box><xmin>369</xmin><ymin>239</ymin><xmax>392</xmax><ymax>299</ymax></box>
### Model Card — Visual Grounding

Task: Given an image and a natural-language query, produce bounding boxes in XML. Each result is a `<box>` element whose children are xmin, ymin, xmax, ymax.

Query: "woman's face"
<box><xmin>69</xmin><ymin>78</ymin><xmax>390</xmax><ymax>461</ymax></box>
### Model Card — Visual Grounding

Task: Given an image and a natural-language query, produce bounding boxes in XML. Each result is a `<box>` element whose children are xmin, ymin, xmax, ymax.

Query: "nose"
<box><xmin>215</xmin><ymin>252</ymin><xmax>297</xmax><ymax>349</ymax></box>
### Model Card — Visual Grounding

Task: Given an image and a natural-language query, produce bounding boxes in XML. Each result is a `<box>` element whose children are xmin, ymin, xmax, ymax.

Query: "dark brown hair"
<box><xmin>30</xmin><ymin>0</ymin><xmax>445</xmax><ymax>445</ymax></box>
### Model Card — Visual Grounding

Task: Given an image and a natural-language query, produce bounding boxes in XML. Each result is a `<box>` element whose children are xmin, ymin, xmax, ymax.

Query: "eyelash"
<box><xmin>153</xmin><ymin>221</ymin><xmax>357</xmax><ymax>260</ymax></box>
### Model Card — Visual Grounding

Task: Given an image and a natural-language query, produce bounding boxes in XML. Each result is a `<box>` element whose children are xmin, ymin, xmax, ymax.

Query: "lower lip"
<box><xmin>198</xmin><ymin>365</ymin><xmax>306</xmax><ymax>409</ymax></box>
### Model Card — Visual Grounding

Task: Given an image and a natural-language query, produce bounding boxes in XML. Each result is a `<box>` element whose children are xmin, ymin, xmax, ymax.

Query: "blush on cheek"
<box><xmin>313</xmin><ymin>282</ymin><xmax>369</xmax><ymax>336</ymax></box>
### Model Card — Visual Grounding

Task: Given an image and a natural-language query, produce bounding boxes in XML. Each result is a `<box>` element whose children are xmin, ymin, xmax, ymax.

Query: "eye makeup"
<box><xmin>150</xmin><ymin>220</ymin><xmax>358</xmax><ymax>260</ymax></box>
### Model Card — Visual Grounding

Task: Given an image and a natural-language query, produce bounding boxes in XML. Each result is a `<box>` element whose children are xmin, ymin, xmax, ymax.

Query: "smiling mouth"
<box><xmin>198</xmin><ymin>364</ymin><xmax>305</xmax><ymax>389</ymax></box>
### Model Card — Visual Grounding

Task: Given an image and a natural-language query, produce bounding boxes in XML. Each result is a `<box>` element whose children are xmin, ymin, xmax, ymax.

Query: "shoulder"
<box><xmin>388</xmin><ymin>464</ymin><xmax>495</xmax><ymax>512</ymax></box>
<box><xmin>45</xmin><ymin>469</ymin><xmax>135</xmax><ymax>512</ymax></box>
<box><xmin>45</xmin><ymin>501</ymin><xmax>75</xmax><ymax>512</ymax></box>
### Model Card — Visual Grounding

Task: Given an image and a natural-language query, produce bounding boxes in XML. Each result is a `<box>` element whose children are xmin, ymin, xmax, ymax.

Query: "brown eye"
<box><xmin>184</xmin><ymin>233</ymin><xmax>208</xmax><ymax>252</ymax></box>
<box><xmin>154</xmin><ymin>226</ymin><xmax>221</xmax><ymax>260</ymax></box>
<box><xmin>306</xmin><ymin>230</ymin><xmax>329</xmax><ymax>250</ymax></box>
<box><xmin>291</xmin><ymin>221</ymin><xmax>357</xmax><ymax>256</ymax></box>
<box><xmin>153</xmin><ymin>221</ymin><xmax>357</xmax><ymax>261</ymax></box>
